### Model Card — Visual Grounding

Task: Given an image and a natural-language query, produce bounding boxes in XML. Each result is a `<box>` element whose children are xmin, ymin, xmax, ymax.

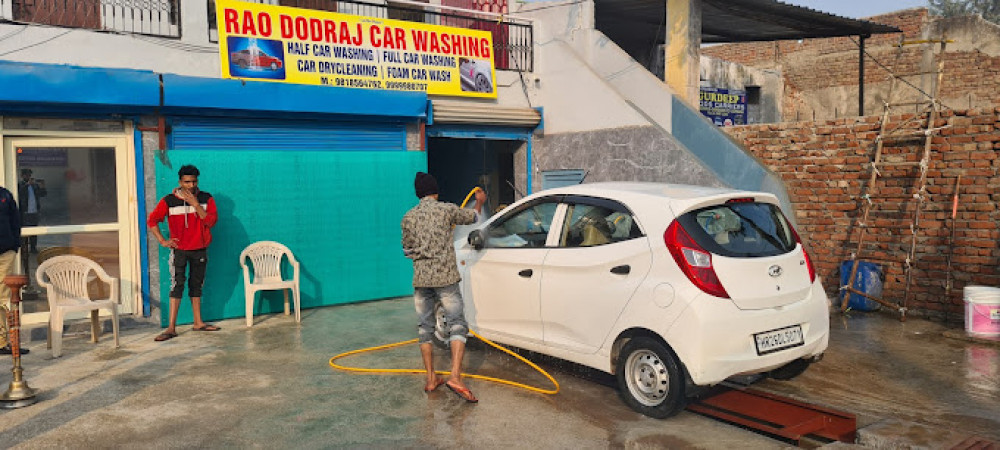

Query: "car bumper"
<box><xmin>665</xmin><ymin>280</ymin><xmax>830</xmax><ymax>386</ymax></box>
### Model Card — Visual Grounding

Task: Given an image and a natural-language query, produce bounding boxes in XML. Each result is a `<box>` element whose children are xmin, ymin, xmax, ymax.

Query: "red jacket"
<box><xmin>147</xmin><ymin>190</ymin><xmax>218</xmax><ymax>250</ymax></box>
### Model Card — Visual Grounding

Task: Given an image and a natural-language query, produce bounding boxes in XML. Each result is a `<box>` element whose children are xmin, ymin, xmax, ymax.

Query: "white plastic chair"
<box><xmin>240</xmin><ymin>241</ymin><xmax>301</xmax><ymax>327</ymax></box>
<box><xmin>35</xmin><ymin>255</ymin><xmax>120</xmax><ymax>358</ymax></box>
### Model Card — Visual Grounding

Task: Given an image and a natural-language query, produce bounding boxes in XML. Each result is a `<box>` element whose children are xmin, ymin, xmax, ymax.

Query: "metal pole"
<box><xmin>859</xmin><ymin>34</ymin><xmax>867</xmax><ymax>116</ymax></box>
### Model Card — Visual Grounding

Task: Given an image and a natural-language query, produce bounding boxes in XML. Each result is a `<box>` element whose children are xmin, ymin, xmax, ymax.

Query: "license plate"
<box><xmin>754</xmin><ymin>325</ymin><xmax>804</xmax><ymax>355</ymax></box>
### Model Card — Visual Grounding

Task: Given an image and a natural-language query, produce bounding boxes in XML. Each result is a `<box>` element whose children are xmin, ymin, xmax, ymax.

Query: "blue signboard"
<box><xmin>699</xmin><ymin>87</ymin><xmax>747</xmax><ymax>127</ymax></box>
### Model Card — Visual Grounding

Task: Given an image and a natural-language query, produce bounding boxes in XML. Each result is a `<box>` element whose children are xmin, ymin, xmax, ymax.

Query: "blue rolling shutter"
<box><xmin>170</xmin><ymin>117</ymin><xmax>406</xmax><ymax>152</ymax></box>
<box><xmin>157</xmin><ymin>116</ymin><xmax>422</xmax><ymax>327</ymax></box>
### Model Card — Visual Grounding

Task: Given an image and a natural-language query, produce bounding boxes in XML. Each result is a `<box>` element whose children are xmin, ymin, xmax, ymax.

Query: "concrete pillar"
<box><xmin>665</xmin><ymin>0</ymin><xmax>701</xmax><ymax>105</ymax></box>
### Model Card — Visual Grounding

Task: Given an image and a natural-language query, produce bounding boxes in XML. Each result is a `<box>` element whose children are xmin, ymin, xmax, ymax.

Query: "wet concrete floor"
<box><xmin>0</xmin><ymin>298</ymin><xmax>997</xmax><ymax>449</ymax></box>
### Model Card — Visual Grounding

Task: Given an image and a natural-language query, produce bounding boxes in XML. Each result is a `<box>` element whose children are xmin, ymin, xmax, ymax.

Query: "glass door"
<box><xmin>2</xmin><ymin>136</ymin><xmax>138</xmax><ymax>325</ymax></box>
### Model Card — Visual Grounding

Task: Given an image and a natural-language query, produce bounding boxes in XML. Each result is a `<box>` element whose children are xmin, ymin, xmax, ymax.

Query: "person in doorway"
<box><xmin>401</xmin><ymin>172</ymin><xmax>486</xmax><ymax>403</ymax></box>
<box><xmin>148</xmin><ymin>165</ymin><xmax>220</xmax><ymax>342</ymax></box>
<box><xmin>17</xmin><ymin>169</ymin><xmax>46</xmax><ymax>254</ymax></box>
<box><xmin>0</xmin><ymin>185</ymin><xmax>27</xmax><ymax>355</ymax></box>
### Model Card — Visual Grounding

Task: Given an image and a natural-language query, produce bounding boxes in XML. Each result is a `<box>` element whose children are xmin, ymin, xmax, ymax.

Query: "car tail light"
<box><xmin>789</xmin><ymin>226</ymin><xmax>816</xmax><ymax>283</ymax></box>
<box><xmin>663</xmin><ymin>221</ymin><xmax>730</xmax><ymax>298</ymax></box>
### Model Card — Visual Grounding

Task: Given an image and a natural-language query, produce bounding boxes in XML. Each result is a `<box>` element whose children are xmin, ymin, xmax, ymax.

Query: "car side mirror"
<box><xmin>468</xmin><ymin>230</ymin><xmax>485</xmax><ymax>250</ymax></box>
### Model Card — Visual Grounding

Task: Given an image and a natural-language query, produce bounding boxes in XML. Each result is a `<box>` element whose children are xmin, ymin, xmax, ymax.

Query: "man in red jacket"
<box><xmin>148</xmin><ymin>165</ymin><xmax>219</xmax><ymax>342</ymax></box>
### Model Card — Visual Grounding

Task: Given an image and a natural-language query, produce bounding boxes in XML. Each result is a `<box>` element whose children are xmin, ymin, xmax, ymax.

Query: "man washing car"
<box><xmin>401</xmin><ymin>172</ymin><xmax>485</xmax><ymax>403</ymax></box>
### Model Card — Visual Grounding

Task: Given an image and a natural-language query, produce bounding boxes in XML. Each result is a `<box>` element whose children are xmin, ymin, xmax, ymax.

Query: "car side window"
<box><xmin>558</xmin><ymin>202</ymin><xmax>642</xmax><ymax>248</ymax></box>
<box><xmin>486</xmin><ymin>202</ymin><xmax>558</xmax><ymax>248</ymax></box>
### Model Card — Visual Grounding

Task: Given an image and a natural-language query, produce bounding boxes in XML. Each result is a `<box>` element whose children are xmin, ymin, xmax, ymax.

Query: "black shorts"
<box><xmin>169</xmin><ymin>248</ymin><xmax>208</xmax><ymax>298</ymax></box>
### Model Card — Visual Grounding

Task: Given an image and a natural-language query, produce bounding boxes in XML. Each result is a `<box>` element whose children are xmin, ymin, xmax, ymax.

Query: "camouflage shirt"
<box><xmin>401</xmin><ymin>197</ymin><xmax>478</xmax><ymax>288</ymax></box>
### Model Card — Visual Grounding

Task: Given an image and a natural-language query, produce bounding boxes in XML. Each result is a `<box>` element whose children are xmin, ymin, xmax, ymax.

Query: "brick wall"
<box><xmin>702</xmin><ymin>9</ymin><xmax>1000</xmax><ymax>121</ymax></box>
<box><xmin>726</xmin><ymin>108</ymin><xmax>1000</xmax><ymax>322</ymax></box>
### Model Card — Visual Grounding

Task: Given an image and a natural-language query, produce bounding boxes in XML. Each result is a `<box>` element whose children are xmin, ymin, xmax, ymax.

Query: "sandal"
<box><xmin>445</xmin><ymin>380</ymin><xmax>478</xmax><ymax>403</ymax></box>
<box><xmin>192</xmin><ymin>324</ymin><xmax>221</xmax><ymax>332</ymax></box>
<box><xmin>154</xmin><ymin>331</ymin><xmax>178</xmax><ymax>342</ymax></box>
<box><xmin>424</xmin><ymin>377</ymin><xmax>446</xmax><ymax>393</ymax></box>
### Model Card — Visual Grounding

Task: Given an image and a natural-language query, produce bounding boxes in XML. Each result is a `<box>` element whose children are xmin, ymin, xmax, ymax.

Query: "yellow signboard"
<box><xmin>217</xmin><ymin>0</ymin><xmax>497</xmax><ymax>98</ymax></box>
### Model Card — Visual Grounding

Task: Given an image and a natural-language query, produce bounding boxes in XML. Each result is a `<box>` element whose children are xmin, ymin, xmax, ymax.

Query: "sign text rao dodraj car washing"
<box><xmin>217</xmin><ymin>0</ymin><xmax>498</xmax><ymax>98</ymax></box>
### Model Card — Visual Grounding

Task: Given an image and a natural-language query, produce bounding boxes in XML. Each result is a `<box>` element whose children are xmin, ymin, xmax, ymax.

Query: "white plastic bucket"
<box><xmin>964</xmin><ymin>286</ymin><xmax>1000</xmax><ymax>337</ymax></box>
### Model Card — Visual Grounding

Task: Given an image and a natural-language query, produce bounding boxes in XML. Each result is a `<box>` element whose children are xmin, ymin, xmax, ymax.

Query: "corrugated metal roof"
<box><xmin>595</xmin><ymin>0</ymin><xmax>901</xmax><ymax>44</ymax></box>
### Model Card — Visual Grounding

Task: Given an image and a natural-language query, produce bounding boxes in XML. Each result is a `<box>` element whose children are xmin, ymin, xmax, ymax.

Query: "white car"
<box><xmin>447</xmin><ymin>182</ymin><xmax>829</xmax><ymax>418</ymax></box>
<box><xmin>458</xmin><ymin>57</ymin><xmax>493</xmax><ymax>93</ymax></box>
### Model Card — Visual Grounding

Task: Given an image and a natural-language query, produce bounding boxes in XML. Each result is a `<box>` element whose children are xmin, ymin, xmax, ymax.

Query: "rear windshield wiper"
<box><xmin>728</xmin><ymin>209</ymin><xmax>792</xmax><ymax>252</ymax></box>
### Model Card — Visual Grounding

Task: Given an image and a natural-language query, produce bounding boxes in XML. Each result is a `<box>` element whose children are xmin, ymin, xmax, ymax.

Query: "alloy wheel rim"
<box><xmin>625</xmin><ymin>349</ymin><xmax>669</xmax><ymax>406</ymax></box>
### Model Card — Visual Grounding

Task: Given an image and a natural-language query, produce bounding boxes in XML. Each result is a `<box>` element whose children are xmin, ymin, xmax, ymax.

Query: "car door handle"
<box><xmin>610</xmin><ymin>265</ymin><xmax>631</xmax><ymax>275</ymax></box>
<box><xmin>518</xmin><ymin>269</ymin><xmax>533</xmax><ymax>278</ymax></box>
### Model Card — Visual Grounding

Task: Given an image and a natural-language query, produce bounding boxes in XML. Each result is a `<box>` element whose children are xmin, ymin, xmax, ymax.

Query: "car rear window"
<box><xmin>676</xmin><ymin>201</ymin><xmax>796</xmax><ymax>257</ymax></box>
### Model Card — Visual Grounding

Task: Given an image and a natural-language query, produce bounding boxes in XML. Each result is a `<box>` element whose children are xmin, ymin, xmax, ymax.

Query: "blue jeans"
<box><xmin>414</xmin><ymin>283</ymin><xmax>468</xmax><ymax>345</ymax></box>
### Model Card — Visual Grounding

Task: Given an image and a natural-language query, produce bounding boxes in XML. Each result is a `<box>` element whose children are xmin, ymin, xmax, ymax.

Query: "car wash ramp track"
<box><xmin>687</xmin><ymin>385</ymin><xmax>857</xmax><ymax>446</ymax></box>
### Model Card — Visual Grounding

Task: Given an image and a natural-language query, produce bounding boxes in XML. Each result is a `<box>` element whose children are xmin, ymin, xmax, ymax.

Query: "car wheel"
<box><xmin>270</xmin><ymin>62</ymin><xmax>278</xmax><ymax>70</ymax></box>
<box><xmin>239</xmin><ymin>61</ymin><xmax>248</xmax><ymax>69</ymax></box>
<box><xmin>616</xmin><ymin>337</ymin><xmax>686</xmax><ymax>418</ymax></box>
<box><xmin>475</xmin><ymin>74</ymin><xmax>492</xmax><ymax>93</ymax></box>
<box><xmin>431</xmin><ymin>303</ymin><xmax>450</xmax><ymax>350</ymax></box>
<box><xmin>768</xmin><ymin>358</ymin><xmax>811</xmax><ymax>381</ymax></box>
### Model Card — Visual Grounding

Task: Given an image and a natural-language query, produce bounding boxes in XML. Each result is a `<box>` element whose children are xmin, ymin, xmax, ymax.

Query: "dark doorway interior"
<box><xmin>427</xmin><ymin>137</ymin><xmax>518</xmax><ymax>216</ymax></box>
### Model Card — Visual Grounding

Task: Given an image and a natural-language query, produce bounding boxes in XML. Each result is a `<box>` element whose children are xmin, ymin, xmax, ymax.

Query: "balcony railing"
<box><xmin>0</xmin><ymin>0</ymin><xmax>180</xmax><ymax>38</ymax></box>
<box><xmin>207</xmin><ymin>0</ymin><xmax>533</xmax><ymax>72</ymax></box>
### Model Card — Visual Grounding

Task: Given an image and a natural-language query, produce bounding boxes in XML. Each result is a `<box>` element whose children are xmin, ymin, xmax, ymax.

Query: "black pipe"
<box><xmin>858</xmin><ymin>34</ymin><xmax>867</xmax><ymax>116</ymax></box>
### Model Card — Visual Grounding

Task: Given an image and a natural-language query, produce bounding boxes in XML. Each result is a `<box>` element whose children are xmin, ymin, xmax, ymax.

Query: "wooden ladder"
<box><xmin>840</xmin><ymin>38</ymin><xmax>951</xmax><ymax>321</ymax></box>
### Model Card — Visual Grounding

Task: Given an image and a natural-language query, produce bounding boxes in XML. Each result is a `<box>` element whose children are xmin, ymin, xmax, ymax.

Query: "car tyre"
<box><xmin>238</xmin><ymin>61</ymin><xmax>248</xmax><ymax>69</ymax></box>
<box><xmin>475</xmin><ymin>74</ymin><xmax>492</xmax><ymax>93</ymax></box>
<box><xmin>270</xmin><ymin>62</ymin><xmax>278</xmax><ymax>70</ymax></box>
<box><xmin>768</xmin><ymin>358</ymin><xmax>811</xmax><ymax>381</ymax></box>
<box><xmin>616</xmin><ymin>337</ymin><xmax>686</xmax><ymax>418</ymax></box>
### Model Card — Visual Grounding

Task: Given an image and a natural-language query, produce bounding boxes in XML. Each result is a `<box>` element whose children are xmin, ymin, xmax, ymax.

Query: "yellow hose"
<box><xmin>329</xmin><ymin>330</ymin><xmax>560</xmax><ymax>395</ymax></box>
<box><xmin>460</xmin><ymin>186</ymin><xmax>482</xmax><ymax>209</ymax></box>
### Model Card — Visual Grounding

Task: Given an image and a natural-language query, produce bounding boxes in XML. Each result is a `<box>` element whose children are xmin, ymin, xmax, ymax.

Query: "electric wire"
<box><xmin>0</xmin><ymin>25</ymin><xmax>27</xmax><ymax>43</ymax></box>
<box><xmin>0</xmin><ymin>28</ymin><xmax>70</xmax><ymax>56</ymax></box>
<box><xmin>848</xmin><ymin>35</ymin><xmax>954</xmax><ymax>113</ymax></box>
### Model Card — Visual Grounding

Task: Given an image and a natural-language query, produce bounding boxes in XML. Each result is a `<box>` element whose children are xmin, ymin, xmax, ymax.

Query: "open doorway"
<box><xmin>427</xmin><ymin>137</ymin><xmax>519</xmax><ymax>217</ymax></box>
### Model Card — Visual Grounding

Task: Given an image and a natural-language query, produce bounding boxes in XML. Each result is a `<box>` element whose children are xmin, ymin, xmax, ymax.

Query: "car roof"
<box><xmin>536</xmin><ymin>182</ymin><xmax>779</xmax><ymax>217</ymax></box>
<box><xmin>542</xmin><ymin>182</ymin><xmax>755</xmax><ymax>200</ymax></box>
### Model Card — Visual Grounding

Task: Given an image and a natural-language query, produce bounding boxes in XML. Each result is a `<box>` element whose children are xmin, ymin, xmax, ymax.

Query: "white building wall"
<box><xmin>0</xmin><ymin>0</ymin><xmax>219</xmax><ymax>77</ymax></box>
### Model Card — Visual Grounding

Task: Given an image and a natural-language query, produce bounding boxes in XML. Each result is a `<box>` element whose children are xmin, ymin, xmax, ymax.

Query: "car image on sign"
<box><xmin>458</xmin><ymin>57</ymin><xmax>493</xmax><ymax>93</ymax></box>
<box><xmin>230</xmin><ymin>48</ymin><xmax>283</xmax><ymax>70</ymax></box>
<box><xmin>447</xmin><ymin>182</ymin><xmax>830</xmax><ymax>419</ymax></box>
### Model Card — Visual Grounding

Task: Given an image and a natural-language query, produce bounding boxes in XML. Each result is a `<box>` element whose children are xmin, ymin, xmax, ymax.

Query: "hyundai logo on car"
<box><xmin>768</xmin><ymin>265</ymin><xmax>783</xmax><ymax>277</ymax></box>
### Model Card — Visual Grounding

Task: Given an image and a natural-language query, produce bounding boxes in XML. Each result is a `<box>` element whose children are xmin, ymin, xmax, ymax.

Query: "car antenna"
<box><xmin>578</xmin><ymin>170</ymin><xmax>590</xmax><ymax>184</ymax></box>
<box><xmin>506</xmin><ymin>179</ymin><xmax>526</xmax><ymax>200</ymax></box>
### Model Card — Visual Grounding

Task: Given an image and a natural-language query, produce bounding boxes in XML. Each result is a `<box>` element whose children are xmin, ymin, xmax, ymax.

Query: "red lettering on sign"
<box><xmin>480</xmin><ymin>37</ymin><xmax>491</xmax><ymax>58</ymax></box>
<box><xmin>294</xmin><ymin>17</ymin><xmax>308</xmax><ymax>40</ymax></box>
<box><xmin>241</xmin><ymin>10</ymin><xmax>257</xmax><ymax>36</ymax></box>
<box><xmin>224</xmin><ymin>8</ymin><xmax>239</xmax><ymax>34</ymax></box>
<box><xmin>394</xmin><ymin>27</ymin><xmax>407</xmax><ymax>50</ymax></box>
<box><xmin>257</xmin><ymin>12</ymin><xmax>272</xmax><ymax>37</ymax></box>
<box><xmin>411</xmin><ymin>30</ymin><xmax>428</xmax><ymax>51</ymax></box>
<box><xmin>324</xmin><ymin>20</ymin><xmax>337</xmax><ymax>43</ymax></box>
<box><xmin>440</xmin><ymin>33</ymin><xmax>451</xmax><ymax>54</ymax></box>
<box><xmin>352</xmin><ymin>23</ymin><xmax>363</xmax><ymax>46</ymax></box>
<box><xmin>279</xmin><ymin>14</ymin><xmax>293</xmax><ymax>39</ymax></box>
<box><xmin>369</xmin><ymin>26</ymin><xmax>381</xmax><ymax>48</ymax></box>
<box><xmin>381</xmin><ymin>27</ymin><xmax>395</xmax><ymax>49</ymax></box>
<box><xmin>428</xmin><ymin>32</ymin><xmax>440</xmax><ymax>53</ymax></box>
<box><xmin>309</xmin><ymin>18</ymin><xmax>323</xmax><ymax>41</ymax></box>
